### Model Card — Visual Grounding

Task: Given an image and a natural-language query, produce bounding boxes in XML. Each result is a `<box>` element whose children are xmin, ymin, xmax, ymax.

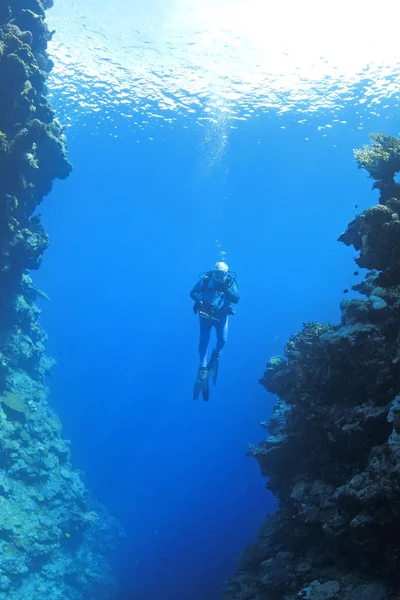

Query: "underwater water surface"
<box><xmin>33</xmin><ymin>0</ymin><xmax>400</xmax><ymax>598</ymax></box>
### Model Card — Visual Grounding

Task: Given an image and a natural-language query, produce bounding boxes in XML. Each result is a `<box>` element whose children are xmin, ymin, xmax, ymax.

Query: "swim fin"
<box><xmin>207</xmin><ymin>350</ymin><xmax>220</xmax><ymax>385</ymax></box>
<box><xmin>193</xmin><ymin>367</ymin><xmax>209</xmax><ymax>402</ymax></box>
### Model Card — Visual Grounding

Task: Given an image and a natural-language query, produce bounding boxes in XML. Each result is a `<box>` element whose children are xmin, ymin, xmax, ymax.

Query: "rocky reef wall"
<box><xmin>0</xmin><ymin>2</ymin><xmax>120</xmax><ymax>598</ymax></box>
<box><xmin>223</xmin><ymin>134</ymin><xmax>400</xmax><ymax>600</ymax></box>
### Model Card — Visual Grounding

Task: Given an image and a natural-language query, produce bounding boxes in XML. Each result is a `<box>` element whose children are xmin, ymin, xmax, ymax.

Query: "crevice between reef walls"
<box><xmin>0</xmin><ymin>2</ymin><xmax>121</xmax><ymax>598</ymax></box>
<box><xmin>223</xmin><ymin>135</ymin><xmax>400</xmax><ymax>600</ymax></box>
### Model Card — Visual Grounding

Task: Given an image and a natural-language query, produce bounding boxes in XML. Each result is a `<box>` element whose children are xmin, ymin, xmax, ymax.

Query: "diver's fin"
<box><xmin>193</xmin><ymin>367</ymin><xmax>209</xmax><ymax>402</ymax></box>
<box><xmin>193</xmin><ymin>376</ymin><xmax>202</xmax><ymax>400</ymax></box>
<box><xmin>202</xmin><ymin>374</ymin><xmax>209</xmax><ymax>402</ymax></box>
<box><xmin>207</xmin><ymin>350</ymin><xmax>220</xmax><ymax>385</ymax></box>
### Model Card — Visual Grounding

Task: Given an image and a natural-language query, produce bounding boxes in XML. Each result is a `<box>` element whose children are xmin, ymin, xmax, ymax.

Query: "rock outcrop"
<box><xmin>0</xmin><ymin>2</ymin><xmax>120</xmax><ymax>598</ymax></box>
<box><xmin>223</xmin><ymin>133</ymin><xmax>400</xmax><ymax>600</ymax></box>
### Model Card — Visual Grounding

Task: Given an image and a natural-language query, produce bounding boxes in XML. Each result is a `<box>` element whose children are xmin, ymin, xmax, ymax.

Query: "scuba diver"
<box><xmin>190</xmin><ymin>261</ymin><xmax>239</xmax><ymax>401</ymax></box>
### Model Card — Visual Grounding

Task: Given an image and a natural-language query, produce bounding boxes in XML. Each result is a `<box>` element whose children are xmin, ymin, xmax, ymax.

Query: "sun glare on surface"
<box><xmin>48</xmin><ymin>0</ymin><xmax>400</xmax><ymax>126</ymax></box>
<box><xmin>165</xmin><ymin>0</ymin><xmax>400</xmax><ymax>80</ymax></box>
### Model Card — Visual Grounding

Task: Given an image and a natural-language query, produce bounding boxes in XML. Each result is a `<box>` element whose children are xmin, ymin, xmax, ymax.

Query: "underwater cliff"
<box><xmin>223</xmin><ymin>134</ymin><xmax>400</xmax><ymax>600</ymax></box>
<box><xmin>0</xmin><ymin>1</ymin><xmax>120</xmax><ymax>598</ymax></box>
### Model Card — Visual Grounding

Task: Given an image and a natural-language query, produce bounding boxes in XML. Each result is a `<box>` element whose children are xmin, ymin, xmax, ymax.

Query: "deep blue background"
<box><xmin>34</xmin><ymin>105</ymin><xmax>388</xmax><ymax>599</ymax></box>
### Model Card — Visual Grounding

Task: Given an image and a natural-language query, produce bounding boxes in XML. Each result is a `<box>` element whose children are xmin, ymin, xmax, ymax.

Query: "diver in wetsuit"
<box><xmin>190</xmin><ymin>261</ymin><xmax>239</xmax><ymax>401</ymax></box>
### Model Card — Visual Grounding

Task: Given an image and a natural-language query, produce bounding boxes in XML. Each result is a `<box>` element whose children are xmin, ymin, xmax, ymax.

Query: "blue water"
<box><xmin>33</xmin><ymin>1</ymin><xmax>400</xmax><ymax>598</ymax></box>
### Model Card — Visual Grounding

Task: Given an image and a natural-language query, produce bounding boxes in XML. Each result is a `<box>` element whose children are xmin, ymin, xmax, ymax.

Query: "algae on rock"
<box><xmin>0</xmin><ymin>2</ymin><xmax>121</xmax><ymax>599</ymax></box>
<box><xmin>223</xmin><ymin>135</ymin><xmax>400</xmax><ymax>600</ymax></box>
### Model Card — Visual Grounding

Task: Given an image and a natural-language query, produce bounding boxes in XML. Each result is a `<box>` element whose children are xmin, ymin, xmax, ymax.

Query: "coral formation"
<box><xmin>354</xmin><ymin>132</ymin><xmax>400</xmax><ymax>202</ymax></box>
<box><xmin>223</xmin><ymin>135</ymin><xmax>400</xmax><ymax>600</ymax></box>
<box><xmin>0</xmin><ymin>2</ymin><xmax>121</xmax><ymax>599</ymax></box>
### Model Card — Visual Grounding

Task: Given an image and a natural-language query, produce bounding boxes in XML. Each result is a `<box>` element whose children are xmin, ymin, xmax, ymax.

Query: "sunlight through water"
<box><xmin>47</xmin><ymin>0</ymin><xmax>400</xmax><ymax>132</ymax></box>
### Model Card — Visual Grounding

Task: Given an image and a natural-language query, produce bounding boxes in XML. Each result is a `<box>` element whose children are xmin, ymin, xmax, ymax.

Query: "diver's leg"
<box><xmin>198</xmin><ymin>317</ymin><xmax>212</xmax><ymax>367</ymax></box>
<box><xmin>194</xmin><ymin>317</ymin><xmax>212</xmax><ymax>401</ymax></box>
<box><xmin>215</xmin><ymin>315</ymin><xmax>228</xmax><ymax>355</ymax></box>
<box><xmin>208</xmin><ymin>316</ymin><xmax>228</xmax><ymax>384</ymax></box>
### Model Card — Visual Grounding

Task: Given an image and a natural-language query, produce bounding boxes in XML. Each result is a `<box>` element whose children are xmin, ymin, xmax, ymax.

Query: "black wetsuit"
<box><xmin>190</xmin><ymin>273</ymin><xmax>239</xmax><ymax>367</ymax></box>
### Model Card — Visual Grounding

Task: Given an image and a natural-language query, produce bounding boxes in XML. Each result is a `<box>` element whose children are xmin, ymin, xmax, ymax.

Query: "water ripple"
<box><xmin>47</xmin><ymin>0</ymin><xmax>400</xmax><ymax>133</ymax></box>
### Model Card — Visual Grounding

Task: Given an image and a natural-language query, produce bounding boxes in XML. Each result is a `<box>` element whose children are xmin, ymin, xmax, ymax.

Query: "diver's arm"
<box><xmin>224</xmin><ymin>279</ymin><xmax>239</xmax><ymax>304</ymax></box>
<box><xmin>190</xmin><ymin>280</ymin><xmax>204</xmax><ymax>302</ymax></box>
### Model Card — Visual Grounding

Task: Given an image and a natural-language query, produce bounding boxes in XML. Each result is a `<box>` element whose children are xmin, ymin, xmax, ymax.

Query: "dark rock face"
<box><xmin>223</xmin><ymin>135</ymin><xmax>400</xmax><ymax>600</ymax></box>
<box><xmin>0</xmin><ymin>3</ymin><xmax>120</xmax><ymax>599</ymax></box>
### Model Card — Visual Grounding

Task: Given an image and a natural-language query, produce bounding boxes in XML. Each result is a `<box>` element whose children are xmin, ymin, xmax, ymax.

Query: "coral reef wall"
<box><xmin>223</xmin><ymin>134</ymin><xmax>400</xmax><ymax>600</ymax></box>
<box><xmin>0</xmin><ymin>2</ymin><xmax>120</xmax><ymax>599</ymax></box>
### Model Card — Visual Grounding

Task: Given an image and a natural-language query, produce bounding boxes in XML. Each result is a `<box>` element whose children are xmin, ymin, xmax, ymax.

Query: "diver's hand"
<box><xmin>216</xmin><ymin>278</ymin><xmax>230</xmax><ymax>291</ymax></box>
<box><xmin>193</xmin><ymin>300</ymin><xmax>204</xmax><ymax>313</ymax></box>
